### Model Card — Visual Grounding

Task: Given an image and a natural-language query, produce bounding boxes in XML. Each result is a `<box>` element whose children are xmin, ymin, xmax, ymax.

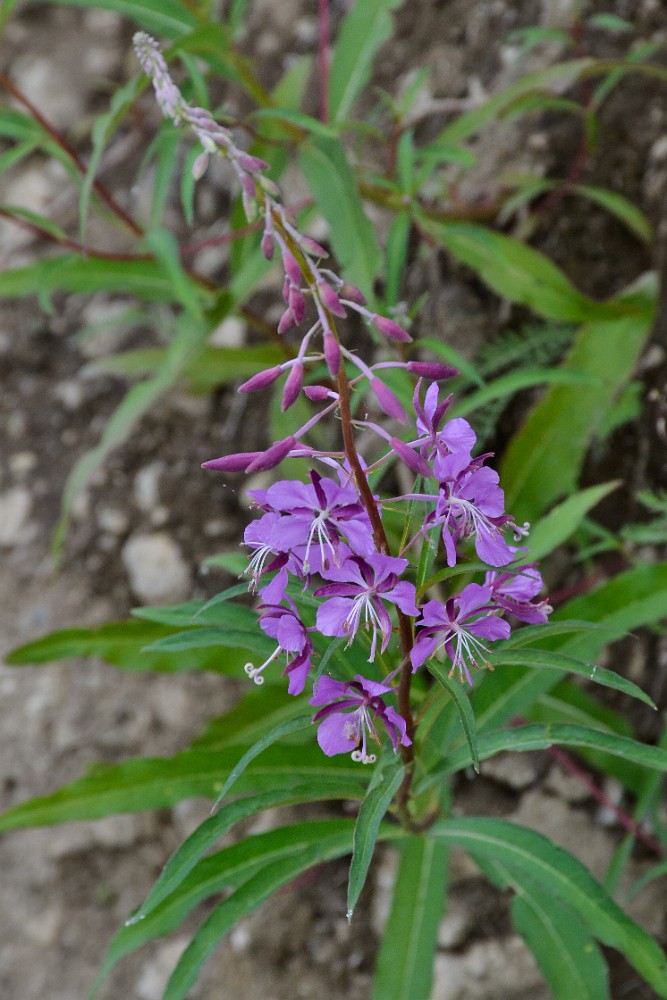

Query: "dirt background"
<box><xmin>1</xmin><ymin>1</ymin><xmax>667</xmax><ymax>998</ymax></box>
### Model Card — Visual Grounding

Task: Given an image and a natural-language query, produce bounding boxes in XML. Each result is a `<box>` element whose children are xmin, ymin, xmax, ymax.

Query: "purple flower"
<box><xmin>248</xmin><ymin>470</ymin><xmax>375</xmax><ymax>571</ymax></box>
<box><xmin>315</xmin><ymin>553</ymin><xmax>418</xmax><ymax>661</ymax></box>
<box><xmin>246</xmin><ymin>601</ymin><xmax>313</xmax><ymax>695</ymax></box>
<box><xmin>411</xmin><ymin>583</ymin><xmax>510</xmax><ymax>684</ymax></box>
<box><xmin>310</xmin><ymin>674</ymin><xmax>411</xmax><ymax>763</ymax></box>
<box><xmin>484</xmin><ymin>566</ymin><xmax>552</xmax><ymax>624</ymax></box>
<box><xmin>428</xmin><ymin>460</ymin><xmax>515</xmax><ymax>568</ymax></box>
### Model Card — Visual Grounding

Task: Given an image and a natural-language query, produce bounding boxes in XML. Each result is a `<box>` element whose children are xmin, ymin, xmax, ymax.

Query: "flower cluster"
<box><xmin>135</xmin><ymin>34</ymin><xmax>551</xmax><ymax>766</ymax></box>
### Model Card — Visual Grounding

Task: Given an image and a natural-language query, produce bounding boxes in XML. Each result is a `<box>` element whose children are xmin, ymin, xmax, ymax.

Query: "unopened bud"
<box><xmin>371</xmin><ymin>378</ymin><xmax>407</xmax><ymax>422</ymax></box>
<box><xmin>281</xmin><ymin>363</ymin><xmax>304</xmax><ymax>411</ymax></box>
<box><xmin>202</xmin><ymin>451</ymin><xmax>261</xmax><ymax>472</ymax></box>
<box><xmin>390</xmin><ymin>438</ymin><xmax>432</xmax><ymax>478</ymax></box>
<box><xmin>236</xmin><ymin>153</ymin><xmax>269</xmax><ymax>173</ymax></box>
<box><xmin>318</xmin><ymin>280</ymin><xmax>346</xmax><ymax>318</ymax></box>
<box><xmin>323</xmin><ymin>330</ymin><xmax>341</xmax><ymax>376</ymax></box>
<box><xmin>407</xmin><ymin>361</ymin><xmax>458</xmax><ymax>380</ymax></box>
<box><xmin>298</xmin><ymin>235</ymin><xmax>329</xmax><ymax>258</ymax></box>
<box><xmin>245</xmin><ymin>436</ymin><xmax>296</xmax><ymax>473</ymax></box>
<box><xmin>288</xmin><ymin>285</ymin><xmax>306</xmax><ymax>325</ymax></box>
<box><xmin>261</xmin><ymin>231</ymin><xmax>275</xmax><ymax>260</ymax></box>
<box><xmin>282</xmin><ymin>250</ymin><xmax>302</xmax><ymax>287</ymax></box>
<box><xmin>238</xmin><ymin>366</ymin><xmax>283</xmax><ymax>393</ymax></box>
<box><xmin>192</xmin><ymin>150</ymin><xmax>209</xmax><ymax>180</ymax></box>
<box><xmin>340</xmin><ymin>283</ymin><xmax>366</xmax><ymax>306</ymax></box>
<box><xmin>277</xmin><ymin>309</ymin><xmax>296</xmax><ymax>335</ymax></box>
<box><xmin>372</xmin><ymin>314</ymin><xmax>412</xmax><ymax>343</ymax></box>
<box><xmin>304</xmin><ymin>385</ymin><xmax>332</xmax><ymax>402</ymax></box>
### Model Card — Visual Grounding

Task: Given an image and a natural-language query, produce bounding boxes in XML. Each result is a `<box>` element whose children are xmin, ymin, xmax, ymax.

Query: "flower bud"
<box><xmin>371</xmin><ymin>378</ymin><xmax>407</xmax><ymax>422</ymax></box>
<box><xmin>236</xmin><ymin>153</ymin><xmax>269</xmax><ymax>173</ymax></box>
<box><xmin>261</xmin><ymin>231</ymin><xmax>275</xmax><ymax>260</ymax></box>
<box><xmin>339</xmin><ymin>282</ymin><xmax>366</xmax><ymax>306</ymax></box>
<box><xmin>407</xmin><ymin>361</ymin><xmax>458</xmax><ymax>380</ymax></box>
<box><xmin>192</xmin><ymin>150</ymin><xmax>209</xmax><ymax>180</ymax></box>
<box><xmin>202</xmin><ymin>451</ymin><xmax>261</xmax><ymax>472</ymax></box>
<box><xmin>281</xmin><ymin>363</ymin><xmax>304</xmax><ymax>411</ymax></box>
<box><xmin>317</xmin><ymin>280</ymin><xmax>346</xmax><ymax>318</ymax></box>
<box><xmin>288</xmin><ymin>285</ymin><xmax>307</xmax><ymax>325</ymax></box>
<box><xmin>245</xmin><ymin>436</ymin><xmax>296</xmax><ymax>473</ymax></box>
<box><xmin>372</xmin><ymin>314</ymin><xmax>412</xmax><ymax>343</ymax></box>
<box><xmin>282</xmin><ymin>250</ymin><xmax>302</xmax><ymax>287</ymax></box>
<box><xmin>304</xmin><ymin>385</ymin><xmax>332</xmax><ymax>402</ymax></box>
<box><xmin>277</xmin><ymin>308</ymin><xmax>296</xmax><ymax>335</ymax></box>
<box><xmin>390</xmin><ymin>438</ymin><xmax>432</xmax><ymax>478</ymax></box>
<box><xmin>323</xmin><ymin>330</ymin><xmax>341</xmax><ymax>377</ymax></box>
<box><xmin>238</xmin><ymin>366</ymin><xmax>283</xmax><ymax>393</ymax></box>
<box><xmin>298</xmin><ymin>235</ymin><xmax>329</xmax><ymax>258</ymax></box>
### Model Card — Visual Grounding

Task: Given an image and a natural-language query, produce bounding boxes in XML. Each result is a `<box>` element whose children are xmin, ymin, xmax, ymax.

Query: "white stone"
<box><xmin>209</xmin><ymin>316</ymin><xmax>246</xmax><ymax>347</ymax></box>
<box><xmin>134</xmin><ymin>462</ymin><xmax>164</xmax><ymax>512</ymax></box>
<box><xmin>122</xmin><ymin>533</ymin><xmax>191</xmax><ymax>605</ymax></box>
<box><xmin>136</xmin><ymin>937</ymin><xmax>191</xmax><ymax>1000</ymax></box>
<box><xmin>0</xmin><ymin>487</ymin><xmax>33</xmax><ymax>546</ymax></box>
<box><xmin>96</xmin><ymin>506</ymin><xmax>129</xmax><ymax>535</ymax></box>
<box><xmin>9</xmin><ymin>451</ymin><xmax>37</xmax><ymax>477</ymax></box>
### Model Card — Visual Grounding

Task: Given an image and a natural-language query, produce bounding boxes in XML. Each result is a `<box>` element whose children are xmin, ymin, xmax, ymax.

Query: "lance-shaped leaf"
<box><xmin>347</xmin><ymin>756</ymin><xmax>404</xmax><ymax>919</ymax></box>
<box><xmin>372</xmin><ymin>835</ymin><xmax>448</xmax><ymax>1000</ymax></box>
<box><xmin>428</xmin><ymin>818</ymin><xmax>667</xmax><ymax>997</ymax></box>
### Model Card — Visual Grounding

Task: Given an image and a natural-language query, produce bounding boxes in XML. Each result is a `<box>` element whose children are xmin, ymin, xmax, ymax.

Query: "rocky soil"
<box><xmin>1</xmin><ymin>2</ymin><xmax>667</xmax><ymax>998</ymax></box>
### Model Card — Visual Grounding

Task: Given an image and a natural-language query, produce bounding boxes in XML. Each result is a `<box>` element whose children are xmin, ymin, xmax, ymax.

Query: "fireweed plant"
<box><xmin>136</xmin><ymin>32</ymin><xmax>548</xmax><ymax>773</ymax></box>
<box><xmin>4</xmin><ymin>19</ymin><xmax>667</xmax><ymax>1000</ymax></box>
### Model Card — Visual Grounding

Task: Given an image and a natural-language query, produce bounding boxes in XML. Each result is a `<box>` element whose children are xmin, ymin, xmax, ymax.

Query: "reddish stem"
<box><xmin>0</xmin><ymin>70</ymin><xmax>143</xmax><ymax>237</ymax></box>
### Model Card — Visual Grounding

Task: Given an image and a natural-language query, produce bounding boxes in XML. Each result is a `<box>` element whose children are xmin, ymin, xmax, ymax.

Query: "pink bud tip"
<box><xmin>281</xmin><ymin>364</ymin><xmax>304</xmax><ymax>411</ymax></box>
<box><xmin>238</xmin><ymin>366</ymin><xmax>283</xmax><ymax>393</ymax></box>
<box><xmin>407</xmin><ymin>361</ymin><xmax>458</xmax><ymax>380</ymax></box>
<box><xmin>372</xmin><ymin>314</ymin><xmax>412</xmax><ymax>343</ymax></box>
<box><xmin>370</xmin><ymin>378</ymin><xmax>407</xmax><ymax>422</ymax></box>
<box><xmin>339</xmin><ymin>282</ymin><xmax>366</xmax><ymax>306</ymax></box>
<box><xmin>282</xmin><ymin>250</ymin><xmax>302</xmax><ymax>287</ymax></box>
<box><xmin>202</xmin><ymin>452</ymin><xmax>261</xmax><ymax>472</ymax></box>
<box><xmin>237</xmin><ymin>153</ymin><xmax>269</xmax><ymax>173</ymax></box>
<box><xmin>304</xmin><ymin>385</ymin><xmax>332</xmax><ymax>402</ymax></box>
<box><xmin>277</xmin><ymin>309</ymin><xmax>296</xmax><ymax>335</ymax></box>
<box><xmin>317</xmin><ymin>280</ymin><xmax>346</xmax><ymax>318</ymax></box>
<box><xmin>323</xmin><ymin>330</ymin><xmax>341</xmax><ymax>377</ymax></box>
<box><xmin>288</xmin><ymin>285</ymin><xmax>306</xmax><ymax>325</ymax></box>
<box><xmin>261</xmin><ymin>232</ymin><xmax>275</xmax><ymax>260</ymax></box>
<box><xmin>298</xmin><ymin>235</ymin><xmax>329</xmax><ymax>258</ymax></box>
<box><xmin>245</xmin><ymin>436</ymin><xmax>296</xmax><ymax>473</ymax></box>
<box><xmin>390</xmin><ymin>438</ymin><xmax>432</xmax><ymax>478</ymax></box>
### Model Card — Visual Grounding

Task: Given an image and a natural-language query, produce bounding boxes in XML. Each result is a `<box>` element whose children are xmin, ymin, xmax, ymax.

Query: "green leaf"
<box><xmin>501</xmin><ymin>305</ymin><xmax>656</xmax><ymax>523</ymax></box>
<box><xmin>0</xmin><ymin>255</ymin><xmax>187</xmax><ymax>301</ymax></box>
<box><xmin>144</xmin><ymin>227</ymin><xmax>204</xmax><ymax>316</ymax></box>
<box><xmin>525</xmin><ymin>481</ymin><xmax>620</xmax><ymax>561</ymax></box>
<box><xmin>428</xmin><ymin>818</ymin><xmax>667</xmax><ymax>996</ymax></box>
<box><xmin>125</xmin><ymin>791</ymin><xmax>357</xmax><ymax>927</ymax></box>
<box><xmin>299</xmin><ymin>135</ymin><xmax>382</xmax><ymax>299</ymax></box>
<box><xmin>451</xmin><ymin>367</ymin><xmax>599</xmax><ymax>419</ymax></box>
<box><xmin>211</xmin><ymin>712</ymin><xmax>314</xmax><ymax>807</ymax></box>
<box><xmin>92</xmin><ymin>819</ymin><xmax>357</xmax><ymax>996</ymax></box>
<box><xmin>571</xmin><ymin>184</ymin><xmax>652</xmax><ymax>243</ymax></box>
<box><xmin>347</xmin><ymin>756</ymin><xmax>404</xmax><ymax>918</ymax></box>
<box><xmin>512</xmin><ymin>885</ymin><xmax>610</xmax><ymax>1000</ymax></box>
<box><xmin>426</xmin><ymin>662</ymin><xmax>479</xmax><ymax>772</ymax></box>
<box><xmin>0</xmin><ymin>744</ymin><xmax>367</xmax><ymax>832</ymax></box>
<box><xmin>439</xmin><ymin>723</ymin><xmax>667</xmax><ymax>778</ymax></box>
<box><xmin>41</xmin><ymin>0</ymin><xmax>197</xmax><ymax>38</ymax></box>
<box><xmin>162</xmin><ymin>829</ymin><xmax>356</xmax><ymax>1000</ymax></box>
<box><xmin>471</xmin><ymin>563</ymin><xmax>667</xmax><ymax>737</ymax></box>
<box><xmin>489</xmin><ymin>648</ymin><xmax>655</xmax><ymax>708</ymax></box>
<box><xmin>4</xmin><ymin>620</ymin><xmax>238</xmax><ymax>674</ymax></box>
<box><xmin>421</xmin><ymin>218</ymin><xmax>613</xmax><ymax>323</ymax></box>
<box><xmin>190</xmin><ymin>685</ymin><xmax>308</xmax><ymax>751</ymax></box>
<box><xmin>372</xmin><ymin>836</ymin><xmax>448</xmax><ymax>1000</ymax></box>
<box><xmin>329</xmin><ymin>0</ymin><xmax>405</xmax><ymax>122</ymax></box>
